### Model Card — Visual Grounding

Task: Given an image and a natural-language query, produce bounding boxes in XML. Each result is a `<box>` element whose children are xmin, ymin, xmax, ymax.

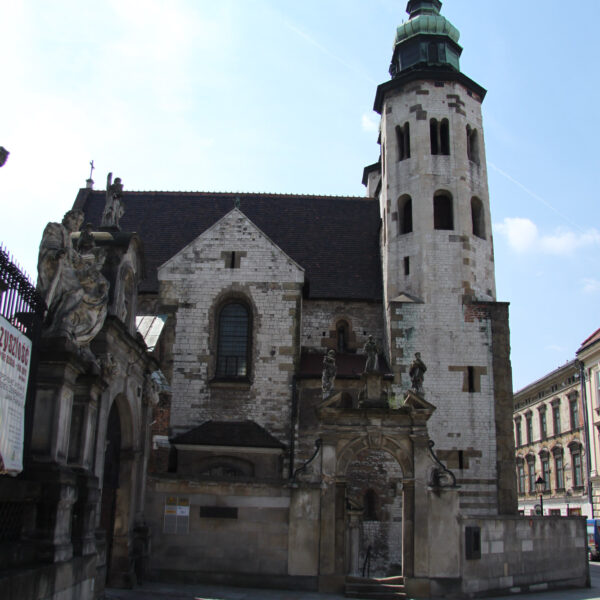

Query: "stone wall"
<box><xmin>159</xmin><ymin>209</ymin><xmax>305</xmax><ymax>443</ymax></box>
<box><xmin>457</xmin><ymin>516</ymin><xmax>588</xmax><ymax>597</ymax></box>
<box><xmin>301</xmin><ymin>301</ymin><xmax>383</xmax><ymax>353</ymax></box>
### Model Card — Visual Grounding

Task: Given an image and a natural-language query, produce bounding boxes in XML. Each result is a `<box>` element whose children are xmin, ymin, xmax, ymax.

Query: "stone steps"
<box><xmin>345</xmin><ymin>575</ymin><xmax>407</xmax><ymax>599</ymax></box>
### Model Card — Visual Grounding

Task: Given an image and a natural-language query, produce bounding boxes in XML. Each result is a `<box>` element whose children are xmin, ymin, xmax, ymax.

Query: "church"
<box><xmin>8</xmin><ymin>1</ymin><xmax>584</xmax><ymax>599</ymax></box>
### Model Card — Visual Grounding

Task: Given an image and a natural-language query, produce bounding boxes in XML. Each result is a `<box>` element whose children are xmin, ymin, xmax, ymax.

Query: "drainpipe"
<box><xmin>578</xmin><ymin>360</ymin><xmax>594</xmax><ymax>518</ymax></box>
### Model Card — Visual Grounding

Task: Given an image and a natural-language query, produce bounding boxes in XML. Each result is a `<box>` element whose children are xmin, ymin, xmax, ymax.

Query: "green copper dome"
<box><xmin>394</xmin><ymin>14</ymin><xmax>460</xmax><ymax>46</ymax></box>
<box><xmin>389</xmin><ymin>0</ymin><xmax>463</xmax><ymax>77</ymax></box>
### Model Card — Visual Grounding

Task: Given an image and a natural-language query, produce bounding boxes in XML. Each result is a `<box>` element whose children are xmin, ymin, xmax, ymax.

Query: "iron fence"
<box><xmin>0</xmin><ymin>245</ymin><xmax>45</xmax><ymax>338</ymax></box>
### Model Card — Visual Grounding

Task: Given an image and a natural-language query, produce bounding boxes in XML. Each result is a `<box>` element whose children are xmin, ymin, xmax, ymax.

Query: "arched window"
<box><xmin>216</xmin><ymin>302</ymin><xmax>251</xmax><ymax>378</ymax></box>
<box><xmin>396</xmin><ymin>123</ymin><xmax>410</xmax><ymax>161</ymax></box>
<box><xmin>471</xmin><ymin>197</ymin><xmax>485</xmax><ymax>239</ymax></box>
<box><xmin>337</xmin><ymin>320</ymin><xmax>349</xmax><ymax>353</ymax></box>
<box><xmin>433</xmin><ymin>192</ymin><xmax>453</xmax><ymax>230</ymax></box>
<box><xmin>398</xmin><ymin>195</ymin><xmax>413</xmax><ymax>235</ymax></box>
<box><xmin>430</xmin><ymin>118</ymin><xmax>450</xmax><ymax>156</ymax></box>
<box><xmin>466</xmin><ymin>125</ymin><xmax>479</xmax><ymax>164</ymax></box>
<box><xmin>440</xmin><ymin>119</ymin><xmax>450</xmax><ymax>155</ymax></box>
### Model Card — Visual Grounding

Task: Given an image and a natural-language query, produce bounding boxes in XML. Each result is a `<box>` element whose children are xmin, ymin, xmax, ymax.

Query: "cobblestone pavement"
<box><xmin>106</xmin><ymin>563</ymin><xmax>600</xmax><ymax>600</ymax></box>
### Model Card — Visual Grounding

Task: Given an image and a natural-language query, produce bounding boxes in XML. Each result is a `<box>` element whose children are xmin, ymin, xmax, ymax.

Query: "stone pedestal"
<box><xmin>30</xmin><ymin>466</ymin><xmax>78</xmax><ymax>563</ymax></box>
<box><xmin>72</xmin><ymin>472</ymin><xmax>100</xmax><ymax>557</ymax></box>
<box><xmin>358</xmin><ymin>372</ymin><xmax>388</xmax><ymax>408</ymax></box>
<box><xmin>30</xmin><ymin>338</ymin><xmax>90</xmax><ymax>465</ymax></box>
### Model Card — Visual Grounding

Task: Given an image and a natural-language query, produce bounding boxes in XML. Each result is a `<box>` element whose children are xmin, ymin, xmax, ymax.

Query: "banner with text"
<box><xmin>0</xmin><ymin>316</ymin><xmax>32</xmax><ymax>475</ymax></box>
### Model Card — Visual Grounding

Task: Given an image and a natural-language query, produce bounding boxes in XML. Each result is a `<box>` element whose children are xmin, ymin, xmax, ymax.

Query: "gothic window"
<box><xmin>216</xmin><ymin>301</ymin><xmax>251</xmax><ymax>378</ymax></box>
<box><xmin>471</xmin><ymin>197</ymin><xmax>485</xmax><ymax>239</ymax></box>
<box><xmin>431</xmin><ymin>118</ymin><xmax>450</xmax><ymax>155</ymax></box>
<box><xmin>466</xmin><ymin>125</ymin><xmax>479</xmax><ymax>164</ymax></box>
<box><xmin>515</xmin><ymin>419</ymin><xmax>522</xmax><ymax>447</ymax></box>
<box><xmin>398</xmin><ymin>195</ymin><xmax>413</xmax><ymax>235</ymax></box>
<box><xmin>433</xmin><ymin>192</ymin><xmax>454</xmax><ymax>230</ymax></box>
<box><xmin>396</xmin><ymin>123</ymin><xmax>411</xmax><ymax>161</ymax></box>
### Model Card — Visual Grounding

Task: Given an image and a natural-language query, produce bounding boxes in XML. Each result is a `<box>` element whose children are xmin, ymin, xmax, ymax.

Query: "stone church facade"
<box><xmin>3</xmin><ymin>2</ymin><xmax>586</xmax><ymax>599</ymax></box>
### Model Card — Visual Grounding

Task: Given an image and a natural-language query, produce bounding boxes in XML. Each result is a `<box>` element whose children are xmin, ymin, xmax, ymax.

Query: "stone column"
<box><xmin>31</xmin><ymin>466</ymin><xmax>78</xmax><ymax>562</ymax></box>
<box><xmin>401</xmin><ymin>478</ymin><xmax>415</xmax><ymax>578</ymax></box>
<box><xmin>346</xmin><ymin>508</ymin><xmax>363</xmax><ymax>576</ymax></box>
<box><xmin>411</xmin><ymin>432</ymin><xmax>431</xmax><ymax>578</ymax></box>
<box><xmin>318</xmin><ymin>442</ymin><xmax>338</xmax><ymax>590</ymax></box>
<box><xmin>72</xmin><ymin>472</ymin><xmax>100</xmax><ymax>557</ymax></box>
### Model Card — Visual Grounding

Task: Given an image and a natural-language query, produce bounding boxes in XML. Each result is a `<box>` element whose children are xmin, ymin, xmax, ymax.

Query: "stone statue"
<box><xmin>77</xmin><ymin>222</ymin><xmax>96</xmax><ymax>255</ymax></box>
<box><xmin>322</xmin><ymin>349</ymin><xmax>337</xmax><ymax>399</ymax></box>
<box><xmin>409</xmin><ymin>352</ymin><xmax>427</xmax><ymax>394</ymax></box>
<box><xmin>37</xmin><ymin>209</ymin><xmax>109</xmax><ymax>354</ymax></box>
<box><xmin>363</xmin><ymin>335</ymin><xmax>378</xmax><ymax>373</ymax></box>
<box><xmin>101</xmin><ymin>173</ymin><xmax>125</xmax><ymax>229</ymax></box>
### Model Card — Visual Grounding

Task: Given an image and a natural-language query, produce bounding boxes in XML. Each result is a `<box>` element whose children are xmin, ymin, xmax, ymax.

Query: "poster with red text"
<box><xmin>0</xmin><ymin>316</ymin><xmax>32</xmax><ymax>475</ymax></box>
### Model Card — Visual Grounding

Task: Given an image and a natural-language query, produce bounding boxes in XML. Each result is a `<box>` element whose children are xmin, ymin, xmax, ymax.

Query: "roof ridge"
<box><xmin>83</xmin><ymin>188</ymin><xmax>373</xmax><ymax>200</ymax></box>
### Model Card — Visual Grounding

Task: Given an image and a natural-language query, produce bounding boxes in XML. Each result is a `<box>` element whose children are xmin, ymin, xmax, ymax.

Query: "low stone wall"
<box><xmin>145</xmin><ymin>477</ymin><xmax>321</xmax><ymax>588</ymax></box>
<box><xmin>456</xmin><ymin>515</ymin><xmax>588</xmax><ymax>597</ymax></box>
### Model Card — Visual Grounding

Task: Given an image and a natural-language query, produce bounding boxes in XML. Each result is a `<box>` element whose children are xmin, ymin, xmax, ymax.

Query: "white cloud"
<box><xmin>582</xmin><ymin>278</ymin><xmax>600</xmax><ymax>294</ymax></box>
<box><xmin>361</xmin><ymin>113</ymin><xmax>379</xmax><ymax>133</ymax></box>
<box><xmin>493</xmin><ymin>217</ymin><xmax>538</xmax><ymax>253</ymax></box>
<box><xmin>494</xmin><ymin>217</ymin><xmax>600</xmax><ymax>255</ymax></box>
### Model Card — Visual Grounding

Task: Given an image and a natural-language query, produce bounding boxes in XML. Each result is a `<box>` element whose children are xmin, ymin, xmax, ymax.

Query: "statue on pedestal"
<box><xmin>101</xmin><ymin>173</ymin><xmax>125</xmax><ymax>229</ymax></box>
<box><xmin>409</xmin><ymin>352</ymin><xmax>427</xmax><ymax>395</ymax></box>
<box><xmin>363</xmin><ymin>335</ymin><xmax>379</xmax><ymax>373</ymax></box>
<box><xmin>37</xmin><ymin>209</ymin><xmax>109</xmax><ymax>355</ymax></box>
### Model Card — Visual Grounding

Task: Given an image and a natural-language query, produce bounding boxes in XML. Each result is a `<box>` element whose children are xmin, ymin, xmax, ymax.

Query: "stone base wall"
<box><xmin>453</xmin><ymin>516</ymin><xmax>588</xmax><ymax>598</ymax></box>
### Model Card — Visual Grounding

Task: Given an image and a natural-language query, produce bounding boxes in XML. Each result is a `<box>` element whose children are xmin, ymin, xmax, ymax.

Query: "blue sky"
<box><xmin>1</xmin><ymin>0</ymin><xmax>598</xmax><ymax>390</ymax></box>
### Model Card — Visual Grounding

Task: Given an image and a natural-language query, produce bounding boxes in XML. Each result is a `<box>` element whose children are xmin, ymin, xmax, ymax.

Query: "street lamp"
<box><xmin>535</xmin><ymin>476</ymin><xmax>546</xmax><ymax>516</ymax></box>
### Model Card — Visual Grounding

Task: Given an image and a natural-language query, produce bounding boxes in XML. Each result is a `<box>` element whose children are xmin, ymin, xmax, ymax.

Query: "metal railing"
<box><xmin>0</xmin><ymin>245</ymin><xmax>45</xmax><ymax>338</ymax></box>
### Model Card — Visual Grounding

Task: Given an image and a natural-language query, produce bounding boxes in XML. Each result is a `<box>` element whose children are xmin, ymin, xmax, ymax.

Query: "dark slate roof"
<box><xmin>299</xmin><ymin>352</ymin><xmax>393</xmax><ymax>379</ymax></box>
<box><xmin>170</xmin><ymin>420</ymin><xmax>286</xmax><ymax>449</ymax></box>
<box><xmin>73</xmin><ymin>189</ymin><xmax>382</xmax><ymax>301</ymax></box>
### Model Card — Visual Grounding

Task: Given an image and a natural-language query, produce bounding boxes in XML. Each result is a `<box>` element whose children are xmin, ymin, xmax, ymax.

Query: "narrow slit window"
<box><xmin>398</xmin><ymin>195</ymin><xmax>413</xmax><ymax>235</ymax></box>
<box><xmin>471</xmin><ymin>197</ymin><xmax>485</xmax><ymax>239</ymax></box>
<box><xmin>404</xmin><ymin>256</ymin><xmax>410</xmax><ymax>276</ymax></box>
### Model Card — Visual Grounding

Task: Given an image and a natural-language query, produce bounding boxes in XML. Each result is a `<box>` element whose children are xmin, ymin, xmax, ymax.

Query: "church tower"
<box><xmin>365</xmin><ymin>0</ymin><xmax>516</xmax><ymax>515</ymax></box>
